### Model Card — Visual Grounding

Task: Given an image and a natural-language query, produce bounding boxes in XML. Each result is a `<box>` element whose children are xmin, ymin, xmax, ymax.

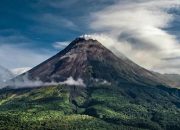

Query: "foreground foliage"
<box><xmin>0</xmin><ymin>84</ymin><xmax>180</xmax><ymax>130</ymax></box>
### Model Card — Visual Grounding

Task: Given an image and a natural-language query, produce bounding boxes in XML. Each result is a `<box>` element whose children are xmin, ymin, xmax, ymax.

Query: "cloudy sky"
<box><xmin>0</xmin><ymin>0</ymin><xmax>180</xmax><ymax>74</ymax></box>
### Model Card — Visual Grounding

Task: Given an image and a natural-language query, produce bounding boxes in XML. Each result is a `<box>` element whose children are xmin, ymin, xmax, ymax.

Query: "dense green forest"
<box><xmin>0</xmin><ymin>83</ymin><xmax>180</xmax><ymax>130</ymax></box>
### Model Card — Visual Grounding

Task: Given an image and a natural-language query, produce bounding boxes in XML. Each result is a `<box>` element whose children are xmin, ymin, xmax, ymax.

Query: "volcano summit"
<box><xmin>12</xmin><ymin>37</ymin><xmax>171</xmax><ymax>88</ymax></box>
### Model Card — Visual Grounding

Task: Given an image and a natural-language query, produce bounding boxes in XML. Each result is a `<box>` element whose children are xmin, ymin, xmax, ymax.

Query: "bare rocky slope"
<box><xmin>12</xmin><ymin>37</ymin><xmax>174</xmax><ymax>88</ymax></box>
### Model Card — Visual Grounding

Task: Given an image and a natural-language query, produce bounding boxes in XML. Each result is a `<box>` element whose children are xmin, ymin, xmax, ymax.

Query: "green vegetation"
<box><xmin>0</xmin><ymin>84</ymin><xmax>180</xmax><ymax>130</ymax></box>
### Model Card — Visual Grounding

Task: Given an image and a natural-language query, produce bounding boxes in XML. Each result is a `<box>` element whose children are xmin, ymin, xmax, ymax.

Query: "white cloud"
<box><xmin>89</xmin><ymin>0</ymin><xmax>180</xmax><ymax>74</ymax></box>
<box><xmin>53</xmin><ymin>41</ymin><xmax>70</xmax><ymax>49</ymax></box>
<box><xmin>11</xmin><ymin>67</ymin><xmax>32</xmax><ymax>76</ymax></box>
<box><xmin>0</xmin><ymin>44</ymin><xmax>54</xmax><ymax>69</ymax></box>
<box><xmin>4</xmin><ymin>76</ymin><xmax>85</xmax><ymax>89</ymax></box>
<box><xmin>61</xmin><ymin>77</ymin><xmax>85</xmax><ymax>87</ymax></box>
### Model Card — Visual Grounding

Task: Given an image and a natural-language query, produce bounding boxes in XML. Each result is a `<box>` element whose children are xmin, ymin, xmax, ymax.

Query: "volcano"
<box><xmin>14</xmin><ymin>37</ymin><xmax>169</xmax><ymax>87</ymax></box>
<box><xmin>1</xmin><ymin>37</ymin><xmax>180</xmax><ymax>130</ymax></box>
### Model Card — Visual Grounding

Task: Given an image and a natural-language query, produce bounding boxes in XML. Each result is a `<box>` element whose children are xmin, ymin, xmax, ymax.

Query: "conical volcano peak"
<box><xmin>68</xmin><ymin>37</ymin><xmax>101</xmax><ymax>48</ymax></box>
<box><xmin>61</xmin><ymin>36</ymin><xmax>106</xmax><ymax>56</ymax></box>
<box><xmin>12</xmin><ymin>35</ymin><xmax>171</xmax><ymax>88</ymax></box>
<box><xmin>73</xmin><ymin>37</ymin><xmax>98</xmax><ymax>43</ymax></box>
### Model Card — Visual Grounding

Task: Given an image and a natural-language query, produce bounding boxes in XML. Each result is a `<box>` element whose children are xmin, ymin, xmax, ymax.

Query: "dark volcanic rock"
<box><xmin>13</xmin><ymin>37</ymin><xmax>170</xmax><ymax>87</ymax></box>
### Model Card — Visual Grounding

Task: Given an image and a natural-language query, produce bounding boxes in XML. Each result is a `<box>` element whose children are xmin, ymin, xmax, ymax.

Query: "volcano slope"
<box><xmin>0</xmin><ymin>38</ymin><xmax>180</xmax><ymax>130</ymax></box>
